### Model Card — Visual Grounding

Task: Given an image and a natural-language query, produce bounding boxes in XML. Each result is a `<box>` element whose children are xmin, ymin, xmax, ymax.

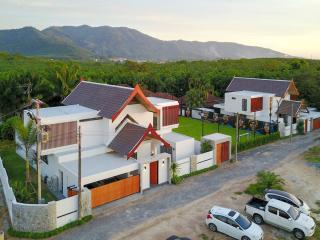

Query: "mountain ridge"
<box><xmin>0</xmin><ymin>25</ymin><xmax>289</xmax><ymax>60</ymax></box>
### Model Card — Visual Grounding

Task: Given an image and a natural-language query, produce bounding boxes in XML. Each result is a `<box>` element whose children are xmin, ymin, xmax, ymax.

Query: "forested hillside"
<box><xmin>0</xmin><ymin>52</ymin><xmax>320</xmax><ymax>117</ymax></box>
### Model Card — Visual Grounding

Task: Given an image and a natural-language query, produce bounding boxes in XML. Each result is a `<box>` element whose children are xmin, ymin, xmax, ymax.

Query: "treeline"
<box><xmin>1</xmin><ymin>52</ymin><xmax>320</xmax><ymax>117</ymax></box>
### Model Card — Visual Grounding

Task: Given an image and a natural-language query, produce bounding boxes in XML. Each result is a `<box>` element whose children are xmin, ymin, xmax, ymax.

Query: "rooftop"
<box><xmin>27</xmin><ymin>105</ymin><xmax>98</xmax><ymax>125</ymax></box>
<box><xmin>60</xmin><ymin>152</ymin><xmax>139</xmax><ymax>185</ymax></box>
<box><xmin>147</xmin><ymin>97</ymin><xmax>179</xmax><ymax>107</ymax></box>
<box><xmin>163</xmin><ymin>132</ymin><xmax>194</xmax><ymax>143</ymax></box>
<box><xmin>202</xmin><ymin>133</ymin><xmax>231</xmax><ymax>142</ymax></box>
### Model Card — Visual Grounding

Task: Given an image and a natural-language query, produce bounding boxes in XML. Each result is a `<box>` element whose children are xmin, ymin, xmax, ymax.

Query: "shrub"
<box><xmin>201</xmin><ymin>140</ymin><xmax>213</xmax><ymax>153</ymax></box>
<box><xmin>10</xmin><ymin>181</ymin><xmax>37</xmax><ymax>203</ymax></box>
<box><xmin>296</xmin><ymin>120</ymin><xmax>305</xmax><ymax>135</ymax></box>
<box><xmin>245</xmin><ymin>171</ymin><xmax>285</xmax><ymax>196</ymax></box>
<box><xmin>0</xmin><ymin>116</ymin><xmax>19</xmax><ymax>140</ymax></box>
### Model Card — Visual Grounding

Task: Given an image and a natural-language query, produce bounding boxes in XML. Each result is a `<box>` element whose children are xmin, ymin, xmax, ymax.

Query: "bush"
<box><xmin>245</xmin><ymin>171</ymin><xmax>285</xmax><ymax>196</ymax></box>
<box><xmin>8</xmin><ymin>215</ymin><xmax>92</xmax><ymax>239</ymax></box>
<box><xmin>233</xmin><ymin>132</ymin><xmax>281</xmax><ymax>153</ymax></box>
<box><xmin>296</xmin><ymin>120</ymin><xmax>305</xmax><ymax>135</ymax></box>
<box><xmin>0</xmin><ymin>116</ymin><xmax>19</xmax><ymax>140</ymax></box>
<box><xmin>171</xmin><ymin>165</ymin><xmax>217</xmax><ymax>185</ymax></box>
<box><xmin>200</xmin><ymin>140</ymin><xmax>213</xmax><ymax>153</ymax></box>
<box><xmin>10</xmin><ymin>181</ymin><xmax>37</xmax><ymax>203</ymax></box>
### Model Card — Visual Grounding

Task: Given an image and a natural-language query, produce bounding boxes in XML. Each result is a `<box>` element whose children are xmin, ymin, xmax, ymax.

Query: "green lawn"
<box><xmin>173</xmin><ymin>117</ymin><xmax>258</xmax><ymax>145</ymax></box>
<box><xmin>305</xmin><ymin>146</ymin><xmax>320</xmax><ymax>163</ymax></box>
<box><xmin>0</xmin><ymin>140</ymin><xmax>56</xmax><ymax>203</ymax></box>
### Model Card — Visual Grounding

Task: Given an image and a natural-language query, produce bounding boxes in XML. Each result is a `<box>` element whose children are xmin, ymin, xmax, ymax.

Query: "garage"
<box><xmin>89</xmin><ymin>174</ymin><xmax>140</xmax><ymax>208</ymax></box>
<box><xmin>202</xmin><ymin>133</ymin><xmax>232</xmax><ymax>166</ymax></box>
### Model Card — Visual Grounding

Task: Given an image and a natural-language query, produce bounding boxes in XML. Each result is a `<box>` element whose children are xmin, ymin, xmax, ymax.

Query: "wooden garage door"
<box><xmin>91</xmin><ymin>175</ymin><xmax>140</xmax><ymax>208</ymax></box>
<box><xmin>313</xmin><ymin>118</ymin><xmax>320</xmax><ymax>130</ymax></box>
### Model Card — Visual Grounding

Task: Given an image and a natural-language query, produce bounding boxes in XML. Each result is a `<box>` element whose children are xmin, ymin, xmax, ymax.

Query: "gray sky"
<box><xmin>1</xmin><ymin>0</ymin><xmax>319</xmax><ymax>58</ymax></box>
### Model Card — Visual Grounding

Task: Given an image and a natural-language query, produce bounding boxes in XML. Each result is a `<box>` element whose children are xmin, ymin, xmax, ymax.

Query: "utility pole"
<box><xmin>235</xmin><ymin>113</ymin><xmax>239</xmax><ymax>162</ymax></box>
<box><xmin>78</xmin><ymin>125</ymin><xmax>82</xmax><ymax>220</ymax></box>
<box><xmin>35</xmin><ymin>100</ymin><xmax>42</xmax><ymax>204</ymax></box>
<box><xmin>290</xmin><ymin>103</ymin><xmax>293</xmax><ymax>143</ymax></box>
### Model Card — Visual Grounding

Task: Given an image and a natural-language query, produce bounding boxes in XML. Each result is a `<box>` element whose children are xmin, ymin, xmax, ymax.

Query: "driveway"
<box><xmin>54</xmin><ymin>131</ymin><xmax>320</xmax><ymax>240</ymax></box>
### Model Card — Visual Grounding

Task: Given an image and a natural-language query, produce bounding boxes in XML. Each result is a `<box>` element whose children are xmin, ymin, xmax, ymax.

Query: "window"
<box><xmin>232</xmin><ymin>97</ymin><xmax>236</xmax><ymax>100</ymax></box>
<box><xmin>251</xmin><ymin>97</ymin><xmax>263</xmax><ymax>112</ymax></box>
<box><xmin>235</xmin><ymin>215</ymin><xmax>251</xmax><ymax>230</ymax></box>
<box><xmin>227</xmin><ymin>218</ymin><xmax>239</xmax><ymax>228</ymax></box>
<box><xmin>268</xmin><ymin>206</ymin><xmax>278</xmax><ymax>215</ymax></box>
<box><xmin>214</xmin><ymin>215</ymin><xmax>227</xmax><ymax>223</ymax></box>
<box><xmin>153</xmin><ymin>116</ymin><xmax>158</xmax><ymax>129</ymax></box>
<box><xmin>279</xmin><ymin>210</ymin><xmax>290</xmax><ymax>219</ymax></box>
<box><xmin>242</xmin><ymin>99</ymin><xmax>247</xmax><ymax>111</ymax></box>
<box><xmin>41</xmin><ymin>155</ymin><xmax>48</xmax><ymax>164</ymax></box>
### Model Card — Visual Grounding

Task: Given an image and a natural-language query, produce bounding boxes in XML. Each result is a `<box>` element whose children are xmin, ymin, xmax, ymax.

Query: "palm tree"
<box><xmin>53</xmin><ymin>63</ymin><xmax>80</xmax><ymax>98</ymax></box>
<box><xmin>14</xmin><ymin>118</ymin><xmax>37</xmax><ymax>184</ymax></box>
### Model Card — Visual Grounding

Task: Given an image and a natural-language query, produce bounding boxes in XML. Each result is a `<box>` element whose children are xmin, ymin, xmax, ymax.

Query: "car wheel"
<box><xmin>208</xmin><ymin>223</ymin><xmax>217</xmax><ymax>232</ymax></box>
<box><xmin>293</xmin><ymin>229</ymin><xmax>305</xmax><ymax>240</ymax></box>
<box><xmin>241</xmin><ymin>236</ymin><xmax>251</xmax><ymax>240</ymax></box>
<box><xmin>253</xmin><ymin>214</ymin><xmax>264</xmax><ymax>225</ymax></box>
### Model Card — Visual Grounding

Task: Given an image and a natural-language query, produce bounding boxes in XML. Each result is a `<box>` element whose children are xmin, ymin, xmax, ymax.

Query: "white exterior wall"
<box><xmin>112</xmin><ymin>104</ymin><xmax>153</xmax><ymax>130</ymax></box>
<box><xmin>158</xmin><ymin>159</ymin><xmax>168</xmax><ymax>184</ymax></box>
<box><xmin>164</xmin><ymin>138</ymin><xmax>195</xmax><ymax>161</ymax></box>
<box><xmin>137</xmin><ymin>141</ymin><xmax>152</xmax><ymax>160</ymax></box>
<box><xmin>140</xmin><ymin>163</ymin><xmax>150</xmax><ymax>190</ymax></box>
<box><xmin>80</xmin><ymin>118</ymin><xmax>107</xmax><ymax>148</ymax></box>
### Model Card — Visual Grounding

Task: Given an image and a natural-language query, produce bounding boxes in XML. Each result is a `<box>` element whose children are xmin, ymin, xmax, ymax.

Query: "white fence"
<box><xmin>56</xmin><ymin>195</ymin><xmax>78</xmax><ymax>227</ymax></box>
<box><xmin>0</xmin><ymin>157</ymin><xmax>16</xmax><ymax>222</ymax></box>
<box><xmin>175</xmin><ymin>150</ymin><xmax>214</xmax><ymax>176</ymax></box>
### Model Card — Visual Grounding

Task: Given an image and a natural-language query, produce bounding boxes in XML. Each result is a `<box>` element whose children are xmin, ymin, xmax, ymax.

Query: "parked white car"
<box><xmin>245</xmin><ymin>198</ymin><xmax>315</xmax><ymax>239</ymax></box>
<box><xmin>206</xmin><ymin>206</ymin><xmax>263</xmax><ymax>240</ymax></box>
<box><xmin>265</xmin><ymin>189</ymin><xmax>311</xmax><ymax>215</ymax></box>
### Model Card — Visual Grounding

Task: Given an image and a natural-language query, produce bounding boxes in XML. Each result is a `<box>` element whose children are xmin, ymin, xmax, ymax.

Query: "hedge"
<box><xmin>232</xmin><ymin>132</ymin><xmax>281</xmax><ymax>153</ymax></box>
<box><xmin>171</xmin><ymin>165</ymin><xmax>217</xmax><ymax>185</ymax></box>
<box><xmin>8</xmin><ymin>215</ymin><xmax>92</xmax><ymax>239</ymax></box>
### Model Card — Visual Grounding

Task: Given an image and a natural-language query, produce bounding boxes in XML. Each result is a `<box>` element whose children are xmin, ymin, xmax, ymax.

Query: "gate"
<box><xmin>91</xmin><ymin>175</ymin><xmax>140</xmax><ymax>208</ymax></box>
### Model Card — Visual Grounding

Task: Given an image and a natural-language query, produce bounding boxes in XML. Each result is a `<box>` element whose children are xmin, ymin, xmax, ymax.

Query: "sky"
<box><xmin>0</xmin><ymin>0</ymin><xmax>319</xmax><ymax>58</ymax></box>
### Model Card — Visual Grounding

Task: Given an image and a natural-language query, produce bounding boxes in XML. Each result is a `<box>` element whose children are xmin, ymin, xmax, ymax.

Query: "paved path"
<box><xmin>55</xmin><ymin>131</ymin><xmax>320</xmax><ymax>240</ymax></box>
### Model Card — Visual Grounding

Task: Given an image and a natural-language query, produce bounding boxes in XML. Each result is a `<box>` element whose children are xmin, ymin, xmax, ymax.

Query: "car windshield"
<box><xmin>235</xmin><ymin>214</ymin><xmax>252</xmax><ymax>230</ymax></box>
<box><xmin>288</xmin><ymin>206</ymin><xmax>300</xmax><ymax>220</ymax></box>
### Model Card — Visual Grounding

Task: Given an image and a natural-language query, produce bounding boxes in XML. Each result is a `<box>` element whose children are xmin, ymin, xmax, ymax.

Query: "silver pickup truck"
<box><xmin>245</xmin><ymin>197</ymin><xmax>315</xmax><ymax>240</ymax></box>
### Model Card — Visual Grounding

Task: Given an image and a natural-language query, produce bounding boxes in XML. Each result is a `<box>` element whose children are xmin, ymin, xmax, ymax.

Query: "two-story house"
<box><xmin>17</xmin><ymin>81</ymin><xmax>184</xmax><ymax>207</ymax></box>
<box><xmin>214</xmin><ymin>77</ymin><xmax>320</xmax><ymax>136</ymax></box>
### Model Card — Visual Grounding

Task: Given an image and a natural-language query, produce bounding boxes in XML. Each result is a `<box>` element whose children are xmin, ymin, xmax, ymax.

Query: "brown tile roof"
<box><xmin>109</xmin><ymin>123</ymin><xmax>146</xmax><ymax>157</ymax></box>
<box><xmin>226</xmin><ymin>77</ymin><xmax>292</xmax><ymax>97</ymax></box>
<box><xmin>276</xmin><ymin>100</ymin><xmax>302</xmax><ymax>116</ymax></box>
<box><xmin>63</xmin><ymin>81</ymin><xmax>134</xmax><ymax>119</ymax></box>
<box><xmin>109</xmin><ymin>123</ymin><xmax>171</xmax><ymax>158</ymax></box>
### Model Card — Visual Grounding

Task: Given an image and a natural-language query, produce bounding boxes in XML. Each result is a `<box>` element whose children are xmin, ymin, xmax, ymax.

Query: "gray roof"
<box><xmin>62</xmin><ymin>81</ymin><xmax>134</xmax><ymax>119</ymax></box>
<box><xmin>108</xmin><ymin>123</ymin><xmax>146</xmax><ymax>156</ymax></box>
<box><xmin>276</xmin><ymin>100</ymin><xmax>301</xmax><ymax>116</ymax></box>
<box><xmin>226</xmin><ymin>77</ymin><xmax>291</xmax><ymax>97</ymax></box>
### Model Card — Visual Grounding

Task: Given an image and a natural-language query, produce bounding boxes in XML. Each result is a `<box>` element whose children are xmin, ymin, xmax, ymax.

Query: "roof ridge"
<box><xmin>234</xmin><ymin>76</ymin><xmax>291</xmax><ymax>82</ymax></box>
<box><xmin>81</xmin><ymin>81</ymin><xmax>134</xmax><ymax>90</ymax></box>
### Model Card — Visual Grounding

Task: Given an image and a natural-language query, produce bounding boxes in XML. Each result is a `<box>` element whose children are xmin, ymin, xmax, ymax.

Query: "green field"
<box><xmin>0</xmin><ymin>141</ymin><xmax>56</xmax><ymax>203</ymax></box>
<box><xmin>173</xmin><ymin>117</ymin><xmax>256</xmax><ymax>145</ymax></box>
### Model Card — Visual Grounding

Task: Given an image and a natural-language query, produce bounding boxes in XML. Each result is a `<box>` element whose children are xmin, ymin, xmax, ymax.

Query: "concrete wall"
<box><xmin>12</xmin><ymin>201</ymin><xmax>57</xmax><ymax>232</ymax></box>
<box><xmin>0</xmin><ymin>157</ymin><xmax>16</xmax><ymax>222</ymax></box>
<box><xmin>80</xmin><ymin>118</ymin><xmax>106</xmax><ymax>148</ymax></box>
<box><xmin>0</xmin><ymin>157</ymin><xmax>92</xmax><ymax>233</ymax></box>
<box><xmin>175</xmin><ymin>150</ymin><xmax>214</xmax><ymax>177</ymax></box>
<box><xmin>158</xmin><ymin>158</ymin><xmax>168</xmax><ymax>184</ymax></box>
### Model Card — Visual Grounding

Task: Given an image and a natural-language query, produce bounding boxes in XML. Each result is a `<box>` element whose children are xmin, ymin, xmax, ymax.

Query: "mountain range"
<box><xmin>0</xmin><ymin>25</ymin><xmax>289</xmax><ymax>61</ymax></box>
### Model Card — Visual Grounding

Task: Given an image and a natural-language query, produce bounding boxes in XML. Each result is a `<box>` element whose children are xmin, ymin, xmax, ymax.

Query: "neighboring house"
<box><xmin>17</xmin><ymin>81</ymin><xmax>182</xmax><ymax>207</ymax></box>
<box><xmin>214</xmin><ymin>77</ymin><xmax>320</xmax><ymax>136</ymax></box>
